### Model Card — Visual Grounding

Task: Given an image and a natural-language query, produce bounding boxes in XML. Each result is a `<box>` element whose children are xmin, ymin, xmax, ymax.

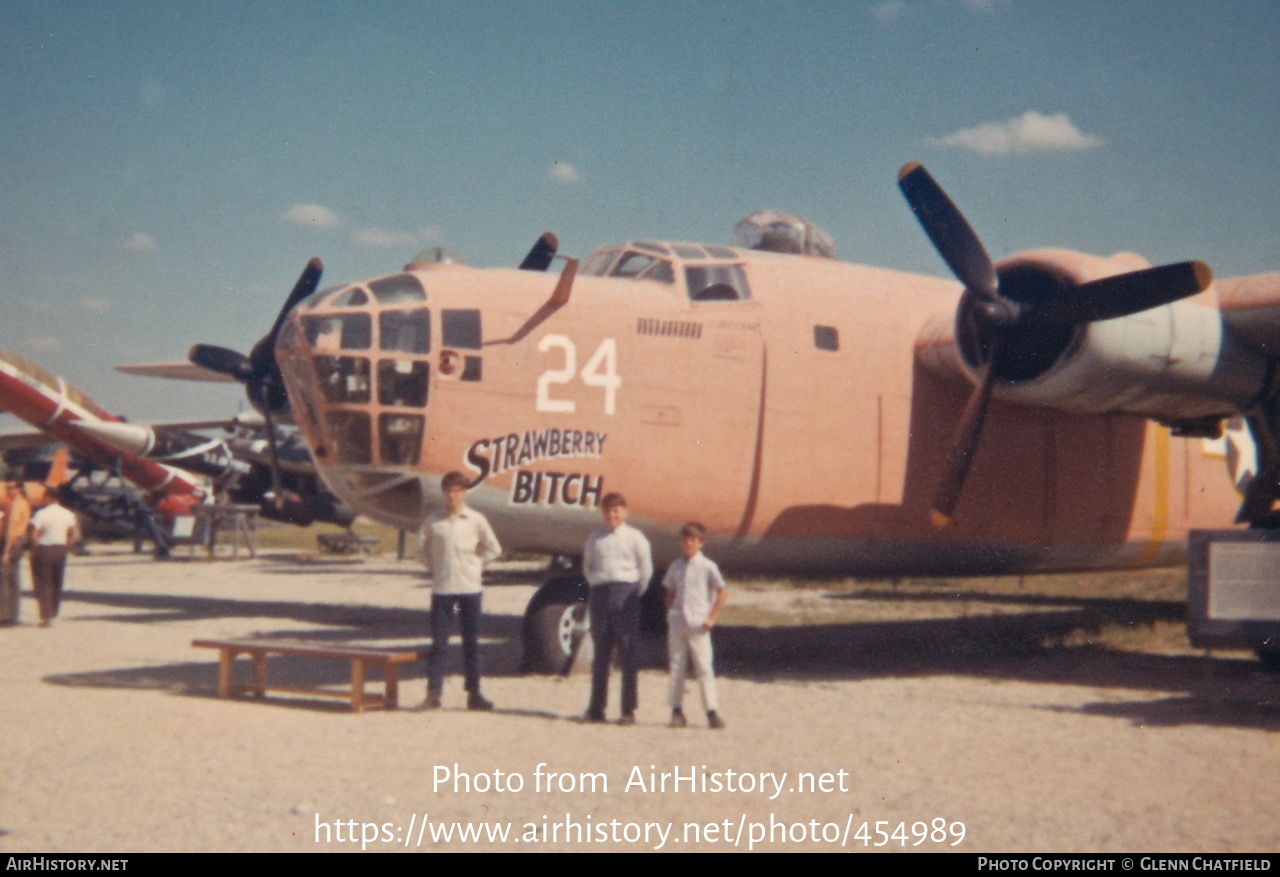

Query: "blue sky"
<box><xmin>2</xmin><ymin>0</ymin><xmax>1279</xmax><ymax>422</ymax></box>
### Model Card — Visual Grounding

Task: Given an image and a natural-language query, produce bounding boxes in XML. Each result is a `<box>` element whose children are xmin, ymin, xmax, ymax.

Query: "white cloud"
<box><xmin>282</xmin><ymin>204</ymin><xmax>341</xmax><ymax>228</ymax></box>
<box><xmin>35</xmin><ymin>272</ymin><xmax>91</xmax><ymax>289</ymax></box>
<box><xmin>548</xmin><ymin>161</ymin><xmax>581</xmax><ymax>183</ymax></box>
<box><xmin>79</xmin><ymin>297</ymin><xmax>110</xmax><ymax>313</ymax></box>
<box><xmin>352</xmin><ymin>227</ymin><xmax>420</xmax><ymax>249</ymax></box>
<box><xmin>122</xmin><ymin>231</ymin><xmax>159</xmax><ymax>253</ymax></box>
<box><xmin>925</xmin><ymin>111</ymin><xmax>1105</xmax><ymax>155</ymax></box>
<box><xmin>871</xmin><ymin>2</ymin><xmax>904</xmax><ymax>21</ymax></box>
<box><xmin>24</xmin><ymin>336</ymin><xmax>61</xmax><ymax>352</ymax></box>
<box><xmin>23</xmin><ymin>299</ymin><xmax>66</xmax><ymax>318</ymax></box>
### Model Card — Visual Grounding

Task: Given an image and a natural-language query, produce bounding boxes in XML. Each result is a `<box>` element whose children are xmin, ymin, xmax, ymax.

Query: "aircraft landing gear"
<box><xmin>521</xmin><ymin>559</ymin><xmax>589</xmax><ymax>674</ymax></box>
<box><xmin>519</xmin><ymin>557</ymin><xmax>666</xmax><ymax>673</ymax></box>
<box><xmin>1256</xmin><ymin>647</ymin><xmax>1280</xmax><ymax>672</ymax></box>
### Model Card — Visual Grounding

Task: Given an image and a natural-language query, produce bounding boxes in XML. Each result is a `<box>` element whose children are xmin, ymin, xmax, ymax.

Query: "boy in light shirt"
<box><xmin>582</xmin><ymin>492</ymin><xmax>653</xmax><ymax>724</ymax></box>
<box><xmin>663</xmin><ymin>522</ymin><xmax>728</xmax><ymax>729</ymax></box>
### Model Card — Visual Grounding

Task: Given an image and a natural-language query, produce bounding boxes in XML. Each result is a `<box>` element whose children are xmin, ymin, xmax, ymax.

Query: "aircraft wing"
<box><xmin>1216</xmin><ymin>271</ymin><xmax>1280</xmax><ymax>356</ymax></box>
<box><xmin>0</xmin><ymin>427</ymin><xmax>59</xmax><ymax>452</ymax></box>
<box><xmin>115</xmin><ymin>360</ymin><xmax>239</xmax><ymax>383</ymax></box>
<box><xmin>227</xmin><ymin>442</ymin><xmax>319</xmax><ymax>477</ymax></box>
<box><xmin>150</xmin><ymin>418</ymin><xmax>241</xmax><ymax>432</ymax></box>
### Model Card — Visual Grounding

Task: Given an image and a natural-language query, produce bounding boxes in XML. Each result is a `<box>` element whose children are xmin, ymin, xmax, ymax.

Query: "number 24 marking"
<box><xmin>536</xmin><ymin>335</ymin><xmax>620</xmax><ymax>415</ymax></box>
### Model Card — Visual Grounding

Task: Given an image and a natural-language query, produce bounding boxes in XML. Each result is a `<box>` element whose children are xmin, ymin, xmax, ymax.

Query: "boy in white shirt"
<box><xmin>663</xmin><ymin>521</ymin><xmax>728</xmax><ymax>729</ymax></box>
<box><xmin>417</xmin><ymin>471</ymin><xmax>502</xmax><ymax>710</ymax></box>
<box><xmin>582</xmin><ymin>492</ymin><xmax>653</xmax><ymax>724</ymax></box>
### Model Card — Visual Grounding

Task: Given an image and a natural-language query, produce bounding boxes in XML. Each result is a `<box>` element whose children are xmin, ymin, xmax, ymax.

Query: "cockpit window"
<box><xmin>686</xmin><ymin>264</ymin><xmax>750</xmax><ymax>302</ymax></box>
<box><xmin>582</xmin><ymin>250</ymin><xmax>616</xmax><ymax>277</ymax></box>
<box><xmin>379</xmin><ymin>413</ymin><xmax>423</xmax><ymax>465</ymax></box>
<box><xmin>632</xmin><ymin>241</ymin><xmax>672</xmax><ymax>256</ymax></box>
<box><xmin>303</xmin><ymin>313</ymin><xmax>371</xmax><ymax>351</ymax></box>
<box><xmin>308</xmin><ymin>284</ymin><xmax>366</xmax><ymax>307</ymax></box>
<box><xmin>315</xmin><ymin>356</ymin><xmax>371</xmax><ymax>404</ymax></box>
<box><xmin>325</xmin><ymin>410</ymin><xmax>372</xmax><ymax>465</ymax></box>
<box><xmin>379</xmin><ymin>309</ymin><xmax>430</xmax><ymax>353</ymax></box>
<box><xmin>612</xmin><ymin>251</ymin><xmax>673</xmax><ymax>283</ymax></box>
<box><xmin>369</xmin><ymin>274</ymin><xmax>426</xmax><ymax>305</ymax></box>
<box><xmin>377</xmin><ymin>359</ymin><xmax>428</xmax><ymax>407</ymax></box>
<box><xmin>321</xmin><ymin>286</ymin><xmax>369</xmax><ymax>308</ymax></box>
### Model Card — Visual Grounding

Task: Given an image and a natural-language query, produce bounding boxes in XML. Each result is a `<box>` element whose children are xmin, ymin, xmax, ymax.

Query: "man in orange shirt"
<box><xmin>0</xmin><ymin>480</ymin><xmax>31</xmax><ymax>626</ymax></box>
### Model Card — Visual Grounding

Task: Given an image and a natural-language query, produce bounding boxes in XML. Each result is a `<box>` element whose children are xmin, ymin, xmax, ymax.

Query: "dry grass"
<box><xmin>198</xmin><ymin>523</ymin><xmax>1232</xmax><ymax>663</ymax></box>
<box><xmin>722</xmin><ymin>566</ymin><xmax>1195</xmax><ymax>656</ymax></box>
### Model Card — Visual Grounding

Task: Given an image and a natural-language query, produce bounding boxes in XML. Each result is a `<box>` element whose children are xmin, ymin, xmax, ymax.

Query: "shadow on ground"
<box><xmin>42</xmin><ymin>580</ymin><xmax>1280</xmax><ymax>729</ymax></box>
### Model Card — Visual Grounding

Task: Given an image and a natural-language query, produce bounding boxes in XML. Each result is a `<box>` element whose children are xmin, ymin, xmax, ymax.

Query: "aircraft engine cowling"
<box><xmin>916</xmin><ymin>248</ymin><xmax>1272</xmax><ymax>424</ymax></box>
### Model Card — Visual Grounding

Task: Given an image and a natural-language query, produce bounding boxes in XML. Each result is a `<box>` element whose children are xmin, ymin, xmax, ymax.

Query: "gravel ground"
<box><xmin>1</xmin><ymin>550</ymin><xmax>1276</xmax><ymax>853</ymax></box>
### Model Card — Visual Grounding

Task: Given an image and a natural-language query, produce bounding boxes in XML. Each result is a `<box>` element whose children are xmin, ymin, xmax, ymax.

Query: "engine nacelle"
<box><xmin>916</xmin><ymin>249</ymin><xmax>1273</xmax><ymax>424</ymax></box>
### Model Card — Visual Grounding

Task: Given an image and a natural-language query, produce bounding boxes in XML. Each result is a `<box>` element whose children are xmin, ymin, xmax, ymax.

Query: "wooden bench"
<box><xmin>192</xmin><ymin>638</ymin><xmax>421</xmax><ymax>713</ymax></box>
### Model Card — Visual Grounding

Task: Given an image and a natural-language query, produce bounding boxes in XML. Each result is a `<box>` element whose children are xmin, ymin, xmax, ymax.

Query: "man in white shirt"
<box><xmin>417</xmin><ymin>472</ymin><xmax>502</xmax><ymax>710</ymax></box>
<box><xmin>582</xmin><ymin>492</ymin><xmax>653</xmax><ymax>724</ymax></box>
<box><xmin>29</xmin><ymin>489</ymin><xmax>78</xmax><ymax>628</ymax></box>
<box><xmin>663</xmin><ymin>521</ymin><xmax>728</xmax><ymax>729</ymax></box>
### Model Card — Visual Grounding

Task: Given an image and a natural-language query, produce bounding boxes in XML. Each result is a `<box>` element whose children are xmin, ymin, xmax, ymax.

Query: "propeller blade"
<box><xmin>930</xmin><ymin>336</ymin><xmax>1003</xmax><ymax>527</ymax></box>
<box><xmin>897</xmin><ymin>162</ymin><xmax>999</xmax><ymax>301</ymax></box>
<box><xmin>256</xmin><ymin>258</ymin><xmax>323</xmax><ymax>373</ymax></box>
<box><xmin>261</xmin><ymin>403</ymin><xmax>286</xmax><ymax>511</ymax></box>
<box><xmin>1033</xmin><ymin>260</ymin><xmax>1212</xmax><ymax>325</ymax></box>
<box><xmin>188</xmin><ymin>344</ymin><xmax>254</xmax><ymax>381</ymax></box>
<box><xmin>518</xmin><ymin>232</ymin><xmax>559</xmax><ymax>271</ymax></box>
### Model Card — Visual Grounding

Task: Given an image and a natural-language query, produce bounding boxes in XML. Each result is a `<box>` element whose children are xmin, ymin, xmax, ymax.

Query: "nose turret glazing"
<box><xmin>275</xmin><ymin>274</ymin><xmax>433</xmax><ymax>526</ymax></box>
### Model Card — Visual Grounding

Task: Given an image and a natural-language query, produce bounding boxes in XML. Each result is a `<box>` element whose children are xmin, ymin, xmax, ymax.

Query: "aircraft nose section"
<box><xmin>273</xmin><ymin>276</ymin><xmax>433</xmax><ymax>530</ymax></box>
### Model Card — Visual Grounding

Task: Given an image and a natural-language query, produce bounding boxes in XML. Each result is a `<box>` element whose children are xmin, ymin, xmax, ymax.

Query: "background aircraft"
<box><xmin>74</xmin><ymin>417</ymin><xmax>356</xmax><ymax>528</ymax></box>
<box><xmin>0</xmin><ymin>349</ymin><xmax>355</xmax><ymax>554</ymax></box>
<box><xmin>177</xmin><ymin>164</ymin><xmax>1280</xmax><ymax>669</ymax></box>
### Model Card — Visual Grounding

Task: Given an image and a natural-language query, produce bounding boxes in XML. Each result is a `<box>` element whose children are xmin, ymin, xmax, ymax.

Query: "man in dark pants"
<box><xmin>29</xmin><ymin>488</ymin><xmax>78</xmax><ymax>628</ymax></box>
<box><xmin>582</xmin><ymin>492</ymin><xmax>653</xmax><ymax>725</ymax></box>
<box><xmin>416</xmin><ymin>471</ymin><xmax>502</xmax><ymax>710</ymax></box>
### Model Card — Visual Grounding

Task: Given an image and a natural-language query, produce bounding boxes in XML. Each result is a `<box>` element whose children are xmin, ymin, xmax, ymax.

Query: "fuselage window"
<box><xmin>325</xmin><ymin>410</ymin><xmax>372</xmax><ymax>465</ymax></box>
<box><xmin>314</xmin><ymin>355</ymin><xmax>371</xmax><ymax>404</ymax></box>
<box><xmin>380</xmin><ymin>309</ymin><xmax>430</xmax><ymax>354</ymax></box>
<box><xmin>379</xmin><ymin>413</ymin><xmax>423</xmax><ymax>466</ymax></box>
<box><xmin>461</xmin><ymin>355</ymin><xmax>482</xmax><ymax>382</ymax></box>
<box><xmin>377</xmin><ymin>359</ymin><xmax>428</xmax><ymax>407</ymax></box>
<box><xmin>813</xmin><ymin>325</ymin><xmax>840</xmax><ymax>351</ymax></box>
<box><xmin>442</xmin><ymin>309</ymin><xmax>482</xmax><ymax>349</ymax></box>
<box><xmin>369</xmin><ymin>274</ymin><xmax>426</xmax><ymax>305</ymax></box>
<box><xmin>687</xmin><ymin>264</ymin><xmax>749</xmax><ymax>301</ymax></box>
